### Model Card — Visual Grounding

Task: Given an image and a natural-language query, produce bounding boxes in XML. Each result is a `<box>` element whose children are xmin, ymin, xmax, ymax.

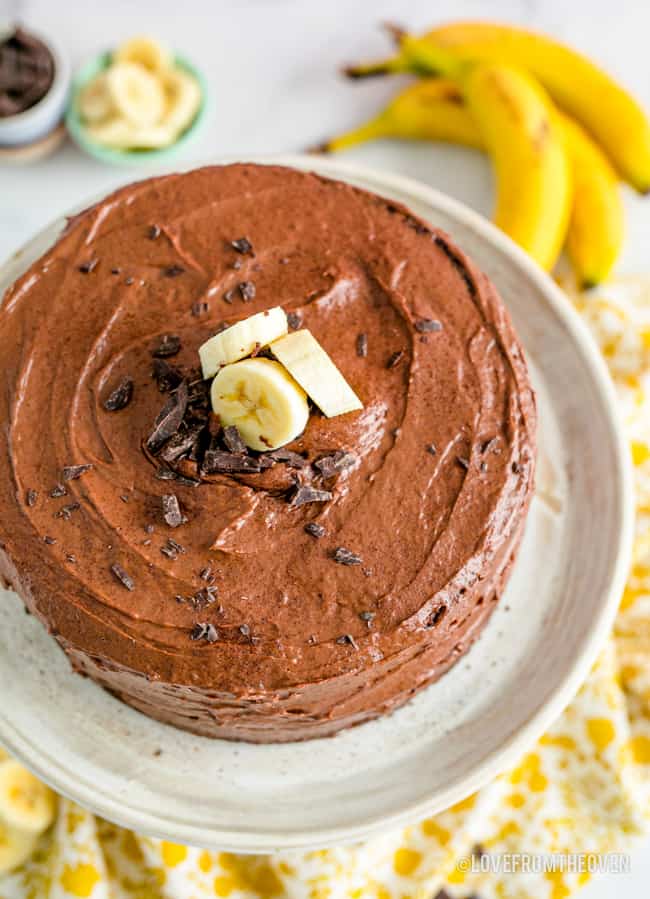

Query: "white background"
<box><xmin>2</xmin><ymin>0</ymin><xmax>650</xmax><ymax>894</ymax></box>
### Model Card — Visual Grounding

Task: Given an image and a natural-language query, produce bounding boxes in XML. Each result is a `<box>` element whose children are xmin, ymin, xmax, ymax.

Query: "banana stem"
<box><xmin>319</xmin><ymin>118</ymin><xmax>388</xmax><ymax>153</ymax></box>
<box><xmin>343</xmin><ymin>55</ymin><xmax>408</xmax><ymax>79</ymax></box>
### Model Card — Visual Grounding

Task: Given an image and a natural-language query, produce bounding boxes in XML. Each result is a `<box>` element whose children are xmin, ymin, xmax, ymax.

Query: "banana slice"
<box><xmin>86</xmin><ymin>118</ymin><xmax>175</xmax><ymax>150</ymax></box>
<box><xmin>162</xmin><ymin>69</ymin><xmax>202</xmax><ymax>135</ymax></box>
<box><xmin>105</xmin><ymin>61</ymin><xmax>165</xmax><ymax>127</ymax></box>
<box><xmin>211</xmin><ymin>358</ymin><xmax>309</xmax><ymax>451</ymax></box>
<box><xmin>113</xmin><ymin>36</ymin><xmax>172</xmax><ymax>73</ymax></box>
<box><xmin>199</xmin><ymin>307</ymin><xmax>288</xmax><ymax>379</ymax></box>
<box><xmin>270</xmin><ymin>330</ymin><xmax>363</xmax><ymax>417</ymax></box>
<box><xmin>0</xmin><ymin>822</ymin><xmax>38</xmax><ymax>875</ymax></box>
<box><xmin>78</xmin><ymin>73</ymin><xmax>114</xmax><ymax>124</ymax></box>
<box><xmin>0</xmin><ymin>760</ymin><xmax>56</xmax><ymax>834</ymax></box>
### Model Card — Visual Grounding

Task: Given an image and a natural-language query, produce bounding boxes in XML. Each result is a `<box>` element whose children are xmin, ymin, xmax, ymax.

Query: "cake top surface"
<box><xmin>0</xmin><ymin>163</ymin><xmax>535</xmax><ymax>702</ymax></box>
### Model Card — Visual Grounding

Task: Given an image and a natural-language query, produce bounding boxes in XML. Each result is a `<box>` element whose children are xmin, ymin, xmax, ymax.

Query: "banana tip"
<box><xmin>306</xmin><ymin>141</ymin><xmax>332</xmax><ymax>155</ymax></box>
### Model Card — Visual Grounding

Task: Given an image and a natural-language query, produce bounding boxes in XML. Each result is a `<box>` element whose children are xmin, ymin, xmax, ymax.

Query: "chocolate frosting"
<box><xmin>0</xmin><ymin>164</ymin><xmax>536</xmax><ymax>742</ymax></box>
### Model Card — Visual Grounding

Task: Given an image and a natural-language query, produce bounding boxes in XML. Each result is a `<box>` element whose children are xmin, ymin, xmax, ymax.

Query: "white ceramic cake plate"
<box><xmin>0</xmin><ymin>156</ymin><xmax>633</xmax><ymax>853</ymax></box>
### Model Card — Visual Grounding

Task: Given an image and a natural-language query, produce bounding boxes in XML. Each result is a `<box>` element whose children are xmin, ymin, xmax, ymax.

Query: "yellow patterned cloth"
<box><xmin>2</xmin><ymin>278</ymin><xmax>650</xmax><ymax>899</ymax></box>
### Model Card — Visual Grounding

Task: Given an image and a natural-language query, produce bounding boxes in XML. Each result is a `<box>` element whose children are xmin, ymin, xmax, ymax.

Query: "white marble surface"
<box><xmin>1</xmin><ymin>0</ymin><xmax>650</xmax><ymax>892</ymax></box>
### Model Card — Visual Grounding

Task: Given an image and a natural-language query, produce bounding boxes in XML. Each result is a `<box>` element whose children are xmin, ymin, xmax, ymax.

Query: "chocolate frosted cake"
<box><xmin>0</xmin><ymin>164</ymin><xmax>536</xmax><ymax>742</ymax></box>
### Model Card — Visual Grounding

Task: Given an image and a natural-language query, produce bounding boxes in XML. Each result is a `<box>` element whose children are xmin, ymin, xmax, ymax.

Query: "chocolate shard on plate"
<box><xmin>146</xmin><ymin>381</ymin><xmax>188</xmax><ymax>455</ymax></box>
<box><xmin>414</xmin><ymin>318</ymin><xmax>443</xmax><ymax>333</ymax></box>
<box><xmin>231</xmin><ymin>237</ymin><xmax>253</xmax><ymax>255</ymax></box>
<box><xmin>62</xmin><ymin>463</ymin><xmax>93</xmax><ymax>481</ymax></box>
<box><xmin>152</xmin><ymin>334</ymin><xmax>181</xmax><ymax>358</ymax></box>
<box><xmin>162</xmin><ymin>494</ymin><xmax>184</xmax><ymax>528</ymax></box>
<box><xmin>222</xmin><ymin>425</ymin><xmax>248</xmax><ymax>455</ymax></box>
<box><xmin>203</xmin><ymin>450</ymin><xmax>261</xmax><ymax>474</ymax></box>
<box><xmin>290</xmin><ymin>485</ymin><xmax>333</xmax><ymax>508</ymax></box>
<box><xmin>314</xmin><ymin>451</ymin><xmax>355</xmax><ymax>479</ymax></box>
<box><xmin>333</xmin><ymin>547</ymin><xmax>363</xmax><ymax>566</ymax></box>
<box><xmin>111</xmin><ymin>563</ymin><xmax>135</xmax><ymax>591</ymax></box>
<box><xmin>103</xmin><ymin>377</ymin><xmax>134</xmax><ymax>412</ymax></box>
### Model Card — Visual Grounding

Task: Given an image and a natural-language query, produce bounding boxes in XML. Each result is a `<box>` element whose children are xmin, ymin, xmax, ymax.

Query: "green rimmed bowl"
<box><xmin>65</xmin><ymin>51</ymin><xmax>209</xmax><ymax>166</ymax></box>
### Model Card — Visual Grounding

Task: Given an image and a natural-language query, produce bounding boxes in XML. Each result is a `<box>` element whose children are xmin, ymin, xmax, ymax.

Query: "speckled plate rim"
<box><xmin>0</xmin><ymin>155</ymin><xmax>634</xmax><ymax>852</ymax></box>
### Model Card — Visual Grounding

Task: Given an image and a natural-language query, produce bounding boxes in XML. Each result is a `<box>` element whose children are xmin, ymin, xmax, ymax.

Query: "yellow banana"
<box><xmin>320</xmin><ymin>79</ymin><xmax>482</xmax><ymax>151</ymax></box>
<box><xmin>346</xmin><ymin>21</ymin><xmax>650</xmax><ymax>193</ymax></box>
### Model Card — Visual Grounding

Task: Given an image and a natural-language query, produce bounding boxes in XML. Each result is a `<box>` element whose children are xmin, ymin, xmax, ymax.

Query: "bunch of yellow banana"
<box><xmin>0</xmin><ymin>747</ymin><xmax>56</xmax><ymax>874</ymax></box>
<box><xmin>321</xmin><ymin>21</ymin><xmax>650</xmax><ymax>287</ymax></box>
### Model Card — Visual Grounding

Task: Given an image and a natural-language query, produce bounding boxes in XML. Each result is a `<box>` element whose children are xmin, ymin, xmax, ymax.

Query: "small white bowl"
<box><xmin>0</xmin><ymin>29</ymin><xmax>70</xmax><ymax>148</ymax></box>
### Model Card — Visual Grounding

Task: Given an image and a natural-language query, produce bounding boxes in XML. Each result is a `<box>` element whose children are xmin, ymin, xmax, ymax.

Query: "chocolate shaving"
<box><xmin>387</xmin><ymin>350</ymin><xmax>405</xmax><ymax>369</ymax></box>
<box><xmin>162</xmin><ymin>494</ymin><xmax>184</xmax><ymax>528</ymax></box>
<box><xmin>333</xmin><ymin>547</ymin><xmax>362</xmax><ymax>566</ymax></box>
<box><xmin>190</xmin><ymin>585</ymin><xmax>218</xmax><ymax>609</ymax></box>
<box><xmin>160</xmin><ymin>426</ymin><xmax>203</xmax><ymax>464</ymax></box>
<box><xmin>287</xmin><ymin>311</ymin><xmax>302</xmax><ymax>331</ymax></box>
<box><xmin>152</xmin><ymin>334</ymin><xmax>181</xmax><ymax>358</ymax></box>
<box><xmin>190</xmin><ymin>622</ymin><xmax>218</xmax><ymax>643</ymax></box>
<box><xmin>111</xmin><ymin>563</ymin><xmax>134</xmax><ymax>591</ymax></box>
<box><xmin>166</xmin><ymin>537</ymin><xmax>186</xmax><ymax>554</ymax></box>
<box><xmin>231</xmin><ymin>237</ymin><xmax>253</xmax><ymax>255</ymax></box>
<box><xmin>152</xmin><ymin>358</ymin><xmax>183</xmax><ymax>393</ymax></box>
<box><xmin>191</xmin><ymin>301</ymin><xmax>209</xmax><ymax>317</ymax></box>
<box><xmin>264</xmin><ymin>448</ymin><xmax>306</xmax><ymax>468</ymax></box>
<box><xmin>356</xmin><ymin>333</ymin><xmax>368</xmax><ymax>357</ymax></box>
<box><xmin>203</xmin><ymin>450</ymin><xmax>261</xmax><ymax>474</ymax></box>
<box><xmin>148</xmin><ymin>224</ymin><xmax>161</xmax><ymax>240</ymax></box>
<box><xmin>55</xmin><ymin>502</ymin><xmax>80</xmax><ymax>520</ymax></box>
<box><xmin>304</xmin><ymin>522</ymin><xmax>325</xmax><ymax>538</ymax></box>
<box><xmin>314</xmin><ymin>451</ymin><xmax>355</xmax><ymax>479</ymax></box>
<box><xmin>164</xmin><ymin>265</ymin><xmax>185</xmax><ymax>277</ymax></box>
<box><xmin>103</xmin><ymin>377</ymin><xmax>134</xmax><ymax>411</ymax></box>
<box><xmin>50</xmin><ymin>483</ymin><xmax>67</xmax><ymax>498</ymax></box>
<box><xmin>26</xmin><ymin>489</ymin><xmax>37</xmax><ymax>507</ymax></box>
<box><xmin>415</xmin><ymin>318</ymin><xmax>443</xmax><ymax>333</ymax></box>
<box><xmin>63</xmin><ymin>463</ymin><xmax>93</xmax><ymax>481</ymax></box>
<box><xmin>79</xmin><ymin>259</ymin><xmax>98</xmax><ymax>274</ymax></box>
<box><xmin>155</xmin><ymin>467</ymin><xmax>177</xmax><ymax>481</ymax></box>
<box><xmin>239</xmin><ymin>623</ymin><xmax>251</xmax><ymax>637</ymax></box>
<box><xmin>66</xmin><ymin>554</ymin><xmax>77</xmax><ymax>564</ymax></box>
<box><xmin>146</xmin><ymin>381</ymin><xmax>188</xmax><ymax>454</ymax></box>
<box><xmin>43</xmin><ymin>535</ymin><xmax>56</xmax><ymax>545</ymax></box>
<box><xmin>238</xmin><ymin>281</ymin><xmax>256</xmax><ymax>302</ymax></box>
<box><xmin>290</xmin><ymin>486</ymin><xmax>332</xmax><ymax>508</ymax></box>
<box><xmin>200</xmin><ymin>566</ymin><xmax>214</xmax><ymax>582</ymax></box>
<box><xmin>222</xmin><ymin>425</ymin><xmax>248</xmax><ymax>454</ymax></box>
<box><xmin>336</xmin><ymin>634</ymin><xmax>359</xmax><ymax>649</ymax></box>
<box><xmin>359</xmin><ymin>611</ymin><xmax>375</xmax><ymax>626</ymax></box>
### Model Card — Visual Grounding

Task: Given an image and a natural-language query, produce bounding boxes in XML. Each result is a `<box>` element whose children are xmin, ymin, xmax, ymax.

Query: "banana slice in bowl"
<box><xmin>114</xmin><ymin>36</ymin><xmax>172</xmax><ymax>74</ymax></box>
<box><xmin>0</xmin><ymin>760</ymin><xmax>57</xmax><ymax>834</ymax></box>
<box><xmin>0</xmin><ymin>822</ymin><xmax>38</xmax><ymax>876</ymax></box>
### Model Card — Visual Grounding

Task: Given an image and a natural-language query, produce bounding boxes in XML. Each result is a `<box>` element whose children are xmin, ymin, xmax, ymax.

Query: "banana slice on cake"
<box><xmin>113</xmin><ymin>36</ymin><xmax>172</xmax><ymax>73</ymax></box>
<box><xmin>105</xmin><ymin>61</ymin><xmax>165</xmax><ymax>127</ymax></box>
<box><xmin>211</xmin><ymin>357</ymin><xmax>309</xmax><ymax>451</ymax></box>
<box><xmin>270</xmin><ymin>329</ymin><xmax>362</xmax><ymax>417</ymax></box>
<box><xmin>0</xmin><ymin>760</ymin><xmax>56</xmax><ymax>834</ymax></box>
<box><xmin>0</xmin><ymin>822</ymin><xmax>38</xmax><ymax>875</ymax></box>
<box><xmin>199</xmin><ymin>307</ymin><xmax>288</xmax><ymax>378</ymax></box>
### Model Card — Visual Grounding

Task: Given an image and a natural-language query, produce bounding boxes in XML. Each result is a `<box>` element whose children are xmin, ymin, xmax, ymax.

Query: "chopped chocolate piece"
<box><xmin>103</xmin><ymin>377</ymin><xmax>134</xmax><ymax>411</ymax></box>
<box><xmin>290</xmin><ymin>486</ymin><xmax>333</xmax><ymax>508</ymax></box>
<box><xmin>155</xmin><ymin>467</ymin><xmax>177</xmax><ymax>481</ymax></box>
<box><xmin>164</xmin><ymin>264</ymin><xmax>185</xmax><ymax>277</ymax></box>
<box><xmin>239</xmin><ymin>623</ymin><xmax>251</xmax><ymax>637</ymax></box>
<box><xmin>336</xmin><ymin>634</ymin><xmax>359</xmax><ymax>650</ymax></box>
<box><xmin>145</xmin><ymin>524</ymin><xmax>155</xmax><ymax>534</ymax></box>
<box><xmin>231</xmin><ymin>237</ymin><xmax>253</xmax><ymax>255</ymax></box>
<box><xmin>223</xmin><ymin>289</ymin><xmax>235</xmax><ymax>304</ymax></box>
<box><xmin>414</xmin><ymin>318</ymin><xmax>443</xmax><ymax>333</ymax></box>
<box><xmin>26</xmin><ymin>489</ymin><xmax>37</xmax><ymax>507</ymax></box>
<box><xmin>111</xmin><ymin>267</ymin><xmax>121</xmax><ymax>275</ymax></box>
<box><xmin>120</xmin><ymin>494</ymin><xmax>129</xmax><ymax>503</ymax></box>
<box><xmin>238</xmin><ymin>281</ymin><xmax>256</xmax><ymax>302</ymax></box>
<box><xmin>512</xmin><ymin>461</ymin><xmax>521</xmax><ymax>474</ymax></box>
<box><xmin>333</xmin><ymin>547</ymin><xmax>363</xmax><ymax>566</ymax></box>
<box><xmin>152</xmin><ymin>334</ymin><xmax>181</xmax><ymax>358</ymax></box>
<box><xmin>265</xmin><ymin>448</ymin><xmax>307</xmax><ymax>468</ymax></box>
<box><xmin>304</xmin><ymin>522</ymin><xmax>325</xmax><ymax>538</ymax></box>
<box><xmin>175</xmin><ymin>474</ymin><xmax>201</xmax><ymax>488</ymax></box>
<box><xmin>456</xmin><ymin>456</ymin><xmax>470</xmax><ymax>471</ymax></box>
<box><xmin>162</xmin><ymin>494</ymin><xmax>184</xmax><ymax>528</ymax></box>
<box><xmin>426</xmin><ymin>443</ymin><xmax>437</xmax><ymax>455</ymax></box>
<box><xmin>387</xmin><ymin>350</ymin><xmax>405</xmax><ymax>369</ymax></box>
<box><xmin>111</xmin><ymin>563</ymin><xmax>135</xmax><ymax>591</ymax></box>
<box><xmin>66</xmin><ymin>554</ymin><xmax>77</xmax><ymax>564</ymax></box>
<box><xmin>359</xmin><ymin>611</ymin><xmax>375</xmax><ymax>625</ymax></box>
<box><xmin>55</xmin><ymin>502</ymin><xmax>80</xmax><ymax>520</ymax></box>
<box><xmin>356</xmin><ymin>333</ymin><xmax>368</xmax><ymax>357</ymax></box>
<box><xmin>160</xmin><ymin>543</ymin><xmax>179</xmax><ymax>560</ymax></box>
<box><xmin>287</xmin><ymin>311</ymin><xmax>302</xmax><ymax>331</ymax></box>
<box><xmin>191</xmin><ymin>301</ymin><xmax>209</xmax><ymax>317</ymax></box>
<box><xmin>167</xmin><ymin>537</ymin><xmax>186</xmax><ymax>555</ymax></box>
<box><xmin>50</xmin><ymin>483</ymin><xmax>67</xmax><ymax>498</ymax></box>
<box><xmin>314</xmin><ymin>451</ymin><xmax>356</xmax><ymax>479</ymax></box>
<box><xmin>222</xmin><ymin>425</ymin><xmax>247</xmax><ymax>454</ymax></box>
<box><xmin>480</xmin><ymin>461</ymin><xmax>488</xmax><ymax>473</ymax></box>
<box><xmin>124</xmin><ymin>277</ymin><xmax>135</xmax><ymax>286</ymax></box>
<box><xmin>78</xmin><ymin>259</ymin><xmax>98</xmax><ymax>274</ymax></box>
<box><xmin>148</xmin><ymin>224</ymin><xmax>161</xmax><ymax>240</ymax></box>
<box><xmin>203</xmin><ymin>450</ymin><xmax>261</xmax><ymax>474</ymax></box>
<box><xmin>200</xmin><ymin>566</ymin><xmax>213</xmax><ymax>582</ymax></box>
<box><xmin>43</xmin><ymin>535</ymin><xmax>56</xmax><ymax>545</ymax></box>
<box><xmin>63</xmin><ymin>463</ymin><xmax>93</xmax><ymax>481</ymax></box>
<box><xmin>190</xmin><ymin>585</ymin><xmax>218</xmax><ymax>608</ymax></box>
<box><xmin>232</xmin><ymin>259</ymin><xmax>243</xmax><ymax>270</ymax></box>
<box><xmin>160</xmin><ymin>426</ymin><xmax>203</xmax><ymax>464</ymax></box>
<box><xmin>190</xmin><ymin>622</ymin><xmax>218</xmax><ymax>643</ymax></box>
<box><xmin>146</xmin><ymin>381</ymin><xmax>188</xmax><ymax>454</ymax></box>
<box><xmin>152</xmin><ymin>358</ymin><xmax>183</xmax><ymax>393</ymax></box>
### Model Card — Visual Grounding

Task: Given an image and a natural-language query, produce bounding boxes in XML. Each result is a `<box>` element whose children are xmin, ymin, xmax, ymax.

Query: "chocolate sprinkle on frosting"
<box><xmin>415</xmin><ymin>318</ymin><xmax>443</xmax><ymax>333</ymax></box>
<box><xmin>356</xmin><ymin>333</ymin><xmax>368</xmax><ymax>357</ymax></box>
<box><xmin>148</xmin><ymin>224</ymin><xmax>161</xmax><ymax>240</ymax></box>
<box><xmin>164</xmin><ymin>265</ymin><xmax>185</xmax><ymax>278</ymax></box>
<box><xmin>387</xmin><ymin>350</ymin><xmax>404</xmax><ymax>369</ymax></box>
<box><xmin>287</xmin><ymin>311</ymin><xmax>302</xmax><ymax>331</ymax></box>
<box><xmin>336</xmin><ymin>634</ymin><xmax>359</xmax><ymax>650</ymax></box>
<box><xmin>78</xmin><ymin>259</ymin><xmax>98</xmax><ymax>274</ymax></box>
<box><xmin>231</xmin><ymin>237</ymin><xmax>253</xmax><ymax>255</ymax></box>
<box><xmin>264</xmin><ymin>448</ymin><xmax>306</xmax><ymax>468</ymax></box>
<box><xmin>314</xmin><ymin>451</ymin><xmax>355</xmax><ymax>479</ymax></box>
<box><xmin>103</xmin><ymin>377</ymin><xmax>134</xmax><ymax>412</ymax></box>
<box><xmin>50</xmin><ymin>483</ymin><xmax>67</xmax><ymax>498</ymax></box>
<box><xmin>191</xmin><ymin>622</ymin><xmax>218</xmax><ymax>643</ymax></box>
<box><xmin>152</xmin><ymin>334</ymin><xmax>181</xmax><ymax>358</ymax></box>
<box><xmin>63</xmin><ymin>463</ymin><xmax>93</xmax><ymax>481</ymax></box>
<box><xmin>304</xmin><ymin>522</ymin><xmax>325</xmax><ymax>538</ymax></box>
<box><xmin>290</xmin><ymin>485</ymin><xmax>333</xmax><ymax>508</ymax></box>
<box><xmin>146</xmin><ymin>381</ymin><xmax>188</xmax><ymax>454</ymax></box>
<box><xmin>203</xmin><ymin>450</ymin><xmax>261</xmax><ymax>474</ymax></box>
<box><xmin>152</xmin><ymin>358</ymin><xmax>183</xmax><ymax>393</ymax></box>
<box><xmin>238</xmin><ymin>281</ymin><xmax>256</xmax><ymax>302</ymax></box>
<box><xmin>426</xmin><ymin>443</ymin><xmax>437</xmax><ymax>455</ymax></box>
<box><xmin>111</xmin><ymin>563</ymin><xmax>135</xmax><ymax>591</ymax></box>
<box><xmin>55</xmin><ymin>502</ymin><xmax>80</xmax><ymax>520</ymax></box>
<box><xmin>26</xmin><ymin>489</ymin><xmax>37</xmax><ymax>507</ymax></box>
<box><xmin>43</xmin><ymin>535</ymin><xmax>56</xmax><ymax>545</ymax></box>
<box><xmin>333</xmin><ymin>547</ymin><xmax>363</xmax><ymax>566</ymax></box>
<box><xmin>162</xmin><ymin>494</ymin><xmax>184</xmax><ymax>528</ymax></box>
